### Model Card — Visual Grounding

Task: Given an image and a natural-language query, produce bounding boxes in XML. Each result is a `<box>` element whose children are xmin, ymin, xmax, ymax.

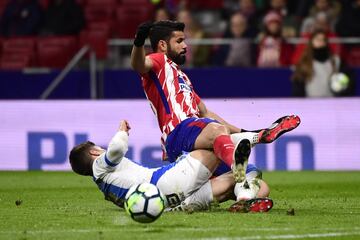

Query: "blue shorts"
<box><xmin>165</xmin><ymin>117</ymin><xmax>218</xmax><ymax>162</ymax></box>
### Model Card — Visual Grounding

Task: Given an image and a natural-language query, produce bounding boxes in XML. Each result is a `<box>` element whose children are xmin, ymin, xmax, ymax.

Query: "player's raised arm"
<box><xmin>198</xmin><ymin>100</ymin><xmax>241</xmax><ymax>134</ymax></box>
<box><xmin>131</xmin><ymin>22</ymin><xmax>154</xmax><ymax>74</ymax></box>
<box><xmin>105</xmin><ymin>120</ymin><xmax>131</xmax><ymax>166</ymax></box>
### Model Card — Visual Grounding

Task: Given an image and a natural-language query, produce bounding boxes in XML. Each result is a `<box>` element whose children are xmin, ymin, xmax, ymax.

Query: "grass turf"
<box><xmin>1</xmin><ymin>171</ymin><xmax>360</xmax><ymax>240</ymax></box>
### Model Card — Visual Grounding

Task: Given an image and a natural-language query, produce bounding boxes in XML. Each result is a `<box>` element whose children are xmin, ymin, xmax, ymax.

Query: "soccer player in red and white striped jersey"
<box><xmin>131</xmin><ymin>21</ymin><xmax>300</xmax><ymax>182</ymax></box>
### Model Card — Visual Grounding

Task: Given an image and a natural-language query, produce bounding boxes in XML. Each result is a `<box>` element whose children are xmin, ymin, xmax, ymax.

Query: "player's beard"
<box><xmin>167</xmin><ymin>48</ymin><xmax>186</xmax><ymax>65</ymax></box>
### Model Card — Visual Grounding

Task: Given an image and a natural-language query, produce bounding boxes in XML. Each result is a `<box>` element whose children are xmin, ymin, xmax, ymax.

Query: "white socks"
<box><xmin>231</xmin><ymin>132</ymin><xmax>259</xmax><ymax>147</ymax></box>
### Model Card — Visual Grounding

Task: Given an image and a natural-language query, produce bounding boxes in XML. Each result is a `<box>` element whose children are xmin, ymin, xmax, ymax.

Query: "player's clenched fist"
<box><xmin>119</xmin><ymin>120</ymin><xmax>131</xmax><ymax>134</ymax></box>
<box><xmin>133</xmin><ymin>22</ymin><xmax>153</xmax><ymax>47</ymax></box>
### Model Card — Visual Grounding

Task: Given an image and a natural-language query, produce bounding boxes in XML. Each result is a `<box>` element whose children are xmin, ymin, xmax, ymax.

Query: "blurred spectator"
<box><xmin>257</xmin><ymin>11</ymin><xmax>292</xmax><ymax>67</ymax></box>
<box><xmin>177</xmin><ymin>9</ymin><xmax>210</xmax><ymax>67</ymax></box>
<box><xmin>223</xmin><ymin>0</ymin><xmax>260</xmax><ymax>37</ymax></box>
<box><xmin>40</xmin><ymin>0</ymin><xmax>85</xmax><ymax>36</ymax></box>
<box><xmin>162</xmin><ymin>0</ymin><xmax>185</xmax><ymax>17</ymax></box>
<box><xmin>154</xmin><ymin>8</ymin><xmax>172</xmax><ymax>21</ymax></box>
<box><xmin>295</xmin><ymin>0</ymin><xmax>314</xmax><ymax>19</ymax></box>
<box><xmin>267</xmin><ymin>0</ymin><xmax>298</xmax><ymax>38</ymax></box>
<box><xmin>301</xmin><ymin>0</ymin><xmax>340</xmax><ymax>32</ymax></box>
<box><xmin>301</xmin><ymin>11</ymin><xmax>330</xmax><ymax>34</ymax></box>
<box><xmin>237</xmin><ymin>0</ymin><xmax>260</xmax><ymax>37</ymax></box>
<box><xmin>0</xmin><ymin>0</ymin><xmax>42</xmax><ymax>37</ymax></box>
<box><xmin>293</xmin><ymin>12</ymin><xmax>341</xmax><ymax>64</ymax></box>
<box><xmin>291</xmin><ymin>30</ymin><xmax>354</xmax><ymax>97</ymax></box>
<box><xmin>213</xmin><ymin>12</ymin><xmax>252</xmax><ymax>67</ymax></box>
<box><xmin>336</xmin><ymin>0</ymin><xmax>360</xmax><ymax>37</ymax></box>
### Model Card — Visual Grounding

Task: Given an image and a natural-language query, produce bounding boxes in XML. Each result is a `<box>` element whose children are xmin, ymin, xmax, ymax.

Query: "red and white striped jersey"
<box><xmin>140</xmin><ymin>53</ymin><xmax>201</xmax><ymax>143</ymax></box>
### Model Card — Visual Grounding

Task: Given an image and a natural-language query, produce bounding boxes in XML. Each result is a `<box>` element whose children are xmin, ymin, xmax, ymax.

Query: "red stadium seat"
<box><xmin>0</xmin><ymin>0</ymin><xmax>9</xmax><ymax>17</ymax></box>
<box><xmin>2</xmin><ymin>37</ymin><xmax>36</xmax><ymax>53</ymax></box>
<box><xmin>84</xmin><ymin>0</ymin><xmax>116</xmax><ymax>23</ymax></box>
<box><xmin>115</xmin><ymin>5</ymin><xmax>153</xmax><ymax>38</ymax></box>
<box><xmin>345</xmin><ymin>46</ymin><xmax>360</xmax><ymax>67</ymax></box>
<box><xmin>0</xmin><ymin>38</ymin><xmax>3</xmax><ymax>56</ymax></box>
<box><xmin>84</xmin><ymin>5</ymin><xmax>115</xmax><ymax>22</ymax></box>
<box><xmin>38</xmin><ymin>0</ymin><xmax>49</xmax><ymax>9</ymax></box>
<box><xmin>76</xmin><ymin>0</ymin><xmax>87</xmax><ymax>6</ymax></box>
<box><xmin>1</xmin><ymin>37</ymin><xmax>36</xmax><ymax>66</ymax></box>
<box><xmin>185</xmin><ymin>0</ymin><xmax>224</xmax><ymax>9</ymax></box>
<box><xmin>0</xmin><ymin>55</ymin><xmax>31</xmax><ymax>70</ymax></box>
<box><xmin>36</xmin><ymin>36</ymin><xmax>78</xmax><ymax>68</ymax></box>
<box><xmin>87</xmin><ymin>21</ymin><xmax>112</xmax><ymax>33</ymax></box>
<box><xmin>79</xmin><ymin>30</ymin><xmax>109</xmax><ymax>59</ymax></box>
<box><xmin>87</xmin><ymin>0</ymin><xmax>116</xmax><ymax>5</ymax></box>
<box><xmin>119</xmin><ymin>0</ymin><xmax>152</xmax><ymax>4</ymax></box>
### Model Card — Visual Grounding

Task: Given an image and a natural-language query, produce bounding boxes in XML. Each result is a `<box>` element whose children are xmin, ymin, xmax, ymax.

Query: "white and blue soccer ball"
<box><xmin>330</xmin><ymin>72</ymin><xmax>350</xmax><ymax>93</ymax></box>
<box><xmin>124</xmin><ymin>183</ymin><xmax>165</xmax><ymax>223</ymax></box>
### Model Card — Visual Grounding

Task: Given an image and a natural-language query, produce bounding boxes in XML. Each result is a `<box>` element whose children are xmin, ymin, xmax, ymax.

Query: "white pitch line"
<box><xmin>1</xmin><ymin>228</ymin><xmax>360</xmax><ymax>239</ymax></box>
<box><xmin>0</xmin><ymin>228</ymin><xmax>292</xmax><ymax>235</ymax></box>
<box><xmin>0</xmin><ymin>227</ymin><xmax>358</xmax><ymax>234</ymax></box>
<box><xmin>199</xmin><ymin>231</ymin><xmax>360</xmax><ymax>240</ymax></box>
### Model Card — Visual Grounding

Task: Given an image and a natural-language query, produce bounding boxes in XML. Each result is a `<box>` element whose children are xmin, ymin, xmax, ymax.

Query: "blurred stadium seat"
<box><xmin>344</xmin><ymin>46</ymin><xmax>360</xmax><ymax>67</ymax></box>
<box><xmin>0</xmin><ymin>0</ymin><xmax>8</xmax><ymax>16</ymax></box>
<box><xmin>0</xmin><ymin>54</ymin><xmax>31</xmax><ymax>70</ymax></box>
<box><xmin>86</xmin><ymin>20</ymin><xmax>112</xmax><ymax>33</ymax></box>
<box><xmin>115</xmin><ymin>5</ymin><xmax>153</xmax><ymax>38</ymax></box>
<box><xmin>79</xmin><ymin>29</ymin><xmax>108</xmax><ymax>59</ymax></box>
<box><xmin>2</xmin><ymin>37</ymin><xmax>36</xmax><ymax>53</ymax></box>
<box><xmin>185</xmin><ymin>0</ymin><xmax>224</xmax><ymax>10</ymax></box>
<box><xmin>1</xmin><ymin>38</ymin><xmax>36</xmax><ymax>66</ymax></box>
<box><xmin>84</xmin><ymin>5</ymin><xmax>115</xmax><ymax>23</ymax></box>
<box><xmin>38</xmin><ymin>0</ymin><xmax>49</xmax><ymax>9</ymax></box>
<box><xmin>119</xmin><ymin>0</ymin><xmax>152</xmax><ymax>4</ymax></box>
<box><xmin>37</xmin><ymin>36</ymin><xmax>78</xmax><ymax>68</ymax></box>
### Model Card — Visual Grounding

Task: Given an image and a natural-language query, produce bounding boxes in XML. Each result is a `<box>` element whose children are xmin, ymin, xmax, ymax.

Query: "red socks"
<box><xmin>213</xmin><ymin>135</ymin><xmax>235</xmax><ymax>167</ymax></box>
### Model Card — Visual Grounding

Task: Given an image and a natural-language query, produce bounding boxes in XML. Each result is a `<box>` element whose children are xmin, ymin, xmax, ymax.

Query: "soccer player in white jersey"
<box><xmin>69</xmin><ymin>120</ymin><xmax>273</xmax><ymax>212</ymax></box>
<box><xmin>130</xmin><ymin>20</ymin><xmax>301</xmax><ymax>183</ymax></box>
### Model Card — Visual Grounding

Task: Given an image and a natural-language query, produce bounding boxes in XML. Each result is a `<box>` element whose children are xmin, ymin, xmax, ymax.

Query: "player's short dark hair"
<box><xmin>69</xmin><ymin>141</ymin><xmax>95</xmax><ymax>176</ymax></box>
<box><xmin>149</xmin><ymin>20</ymin><xmax>185</xmax><ymax>52</ymax></box>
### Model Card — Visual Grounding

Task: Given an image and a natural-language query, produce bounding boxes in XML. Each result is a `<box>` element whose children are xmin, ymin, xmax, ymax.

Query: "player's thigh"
<box><xmin>166</xmin><ymin>117</ymin><xmax>219</xmax><ymax>162</ymax></box>
<box><xmin>194</xmin><ymin>122</ymin><xmax>230</xmax><ymax>149</ymax></box>
<box><xmin>189</xmin><ymin>149</ymin><xmax>220</xmax><ymax>174</ymax></box>
<box><xmin>156</xmin><ymin>154</ymin><xmax>211</xmax><ymax>206</ymax></box>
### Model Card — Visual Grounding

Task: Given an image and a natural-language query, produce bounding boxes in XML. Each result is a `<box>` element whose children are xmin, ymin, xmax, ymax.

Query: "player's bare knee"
<box><xmin>195</xmin><ymin>123</ymin><xmax>230</xmax><ymax>149</ymax></box>
<box><xmin>209</xmin><ymin>123</ymin><xmax>230</xmax><ymax>138</ymax></box>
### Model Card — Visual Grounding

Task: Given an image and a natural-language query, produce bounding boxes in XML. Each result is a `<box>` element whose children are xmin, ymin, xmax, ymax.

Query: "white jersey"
<box><xmin>92</xmin><ymin>131</ymin><xmax>211</xmax><ymax>208</ymax></box>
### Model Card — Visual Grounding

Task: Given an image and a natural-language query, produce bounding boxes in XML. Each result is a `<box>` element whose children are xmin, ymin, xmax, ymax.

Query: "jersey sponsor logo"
<box><xmin>178</xmin><ymin>75</ymin><xmax>192</xmax><ymax>92</ymax></box>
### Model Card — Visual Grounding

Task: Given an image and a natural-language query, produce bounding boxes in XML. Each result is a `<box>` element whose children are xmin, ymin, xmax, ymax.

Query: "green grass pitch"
<box><xmin>1</xmin><ymin>171</ymin><xmax>360</xmax><ymax>240</ymax></box>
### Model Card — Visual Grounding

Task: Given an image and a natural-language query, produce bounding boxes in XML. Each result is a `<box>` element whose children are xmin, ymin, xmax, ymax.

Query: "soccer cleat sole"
<box><xmin>259</xmin><ymin>115</ymin><xmax>301</xmax><ymax>143</ymax></box>
<box><xmin>228</xmin><ymin>197</ymin><xmax>274</xmax><ymax>213</ymax></box>
<box><xmin>232</xmin><ymin>139</ymin><xmax>251</xmax><ymax>183</ymax></box>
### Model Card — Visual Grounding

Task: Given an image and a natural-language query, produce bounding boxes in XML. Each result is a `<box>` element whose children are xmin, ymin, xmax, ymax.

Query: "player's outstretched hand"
<box><xmin>134</xmin><ymin>22</ymin><xmax>153</xmax><ymax>47</ymax></box>
<box><xmin>119</xmin><ymin>120</ymin><xmax>131</xmax><ymax>135</ymax></box>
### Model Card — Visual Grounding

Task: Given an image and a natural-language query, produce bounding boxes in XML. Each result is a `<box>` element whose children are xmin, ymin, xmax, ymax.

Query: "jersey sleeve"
<box><xmin>148</xmin><ymin>53</ymin><xmax>165</xmax><ymax>73</ymax></box>
<box><xmin>93</xmin><ymin>131</ymin><xmax>129</xmax><ymax>176</ymax></box>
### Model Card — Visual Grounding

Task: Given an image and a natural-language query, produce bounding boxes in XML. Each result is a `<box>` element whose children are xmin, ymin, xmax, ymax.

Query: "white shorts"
<box><xmin>152</xmin><ymin>153</ymin><xmax>211</xmax><ymax>207</ymax></box>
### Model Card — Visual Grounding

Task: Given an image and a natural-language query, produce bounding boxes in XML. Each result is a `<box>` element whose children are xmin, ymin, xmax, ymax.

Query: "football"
<box><xmin>234</xmin><ymin>178</ymin><xmax>261</xmax><ymax>201</ymax></box>
<box><xmin>330</xmin><ymin>72</ymin><xmax>350</xmax><ymax>93</ymax></box>
<box><xmin>124</xmin><ymin>183</ymin><xmax>165</xmax><ymax>223</ymax></box>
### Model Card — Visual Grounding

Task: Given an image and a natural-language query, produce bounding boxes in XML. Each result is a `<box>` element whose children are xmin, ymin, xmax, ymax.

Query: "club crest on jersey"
<box><xmin>178</xmin><ymin>75</ymin><xmax>192</xmax><ymax>92</ymax></box>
